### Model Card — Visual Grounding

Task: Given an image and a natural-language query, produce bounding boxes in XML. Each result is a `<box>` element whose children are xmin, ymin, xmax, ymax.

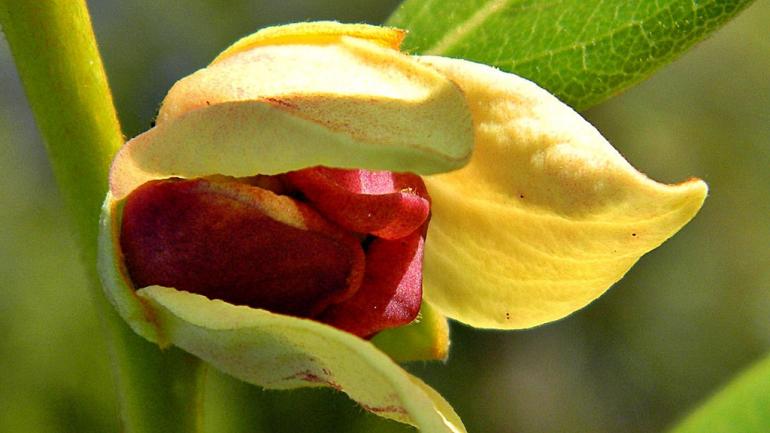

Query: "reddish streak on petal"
<box><xmin>120</xmin><ymin>178</ymin><xmax>365</xmax><ymax>317</ymax></box>
<box><xmin>285</xmin><ymin>167</ymin><xmax>430</xmax><ymax>240</ymax></box>
<box><xmin>319</xmin><ymin>228</ymin><xmax>425</xmax><ymax>338</ymax></box>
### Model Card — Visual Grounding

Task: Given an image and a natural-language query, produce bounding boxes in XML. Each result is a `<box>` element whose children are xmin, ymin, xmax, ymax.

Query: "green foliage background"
<box><xmin>389</xmin><ymin>0</ymin><xmax>755</xmax><ymax>110</ymax></box>
<box><xmin>0</xmin><ymin>1</ymin><xmax>767</xmax><ymax>432</ymax></box>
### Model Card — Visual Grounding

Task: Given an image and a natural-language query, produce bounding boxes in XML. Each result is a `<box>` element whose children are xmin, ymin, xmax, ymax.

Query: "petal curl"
<box><xmin>418</xmin><ymin>56</ymin><xmax>707</xmax><ymax>329</ymax></box>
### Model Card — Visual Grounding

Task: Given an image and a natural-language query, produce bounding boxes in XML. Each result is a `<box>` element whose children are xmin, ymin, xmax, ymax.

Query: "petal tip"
<box><xmin>656</xmin><ymin>176</ymin><xmax>708</xmax><ymax>229</ymax></box>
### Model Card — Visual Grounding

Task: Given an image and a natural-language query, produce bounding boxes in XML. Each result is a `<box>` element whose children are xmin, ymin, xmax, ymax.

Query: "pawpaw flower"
<box><xmin>98</xmin><ymin>22</ymin><xmax>707</xmax><ymax>432</ymax></box>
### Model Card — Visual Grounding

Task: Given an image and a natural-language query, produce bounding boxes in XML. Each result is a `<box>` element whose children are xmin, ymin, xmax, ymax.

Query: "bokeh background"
<box><xmin>1</xmin><ymin>1</ymin><xmax>768</xmax><ymax>432</ymax></box>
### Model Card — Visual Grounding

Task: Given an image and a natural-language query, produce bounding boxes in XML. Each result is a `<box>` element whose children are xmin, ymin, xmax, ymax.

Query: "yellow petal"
<box><xmin>418</xmin><ymin>56</ymin><xmax>707</xmax><ymax>329</ymax></box>
<box><xmin>111</xmin><ymin>38</ymin><xmax>472</xmax><ymax>199</ymax></box>
<box><xmin>213</xmin><ymin>21</ymin><xmax>405</xmax><ymax>63</ymax></box>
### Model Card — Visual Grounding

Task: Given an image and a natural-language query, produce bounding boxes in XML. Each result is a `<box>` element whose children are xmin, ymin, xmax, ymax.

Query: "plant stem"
<box><xmin>0</xmin><ymin>1</ymin><xmax>202</xmax><ymax>432</ymax></box>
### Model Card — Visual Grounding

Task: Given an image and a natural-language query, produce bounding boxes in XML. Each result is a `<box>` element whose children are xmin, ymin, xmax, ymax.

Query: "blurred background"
<box><xmin>0</xmin><ymin>1</ymin><xmax>768</xmax><ymax>432</ymax></box>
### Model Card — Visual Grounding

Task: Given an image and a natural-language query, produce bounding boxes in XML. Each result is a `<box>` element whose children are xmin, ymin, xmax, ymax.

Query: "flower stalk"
<box><xmin>0</xmin><ymin>1</ymin><xmax>205</xmax><ymax>432</ymax></box>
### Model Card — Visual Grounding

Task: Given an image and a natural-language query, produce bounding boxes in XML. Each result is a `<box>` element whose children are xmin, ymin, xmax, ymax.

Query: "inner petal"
<box><xmin>120</xmin><ymin>177</ymin><xmax>365</xmax><ymax>317</ymax></box>
<box><xmin>319</xmin><ymin>228</ymin><xmax>425</xmax><ymax>338</ymax></box>
<box><xmin>285</xmin><ymin>167</ymin><xmax>430</xmax><ymax>240</ymax></box>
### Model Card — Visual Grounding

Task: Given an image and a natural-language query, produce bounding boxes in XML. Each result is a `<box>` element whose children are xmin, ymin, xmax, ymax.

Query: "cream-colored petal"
<box><xmin>418</xmin><ymin>56</ymin><xmax>707</xmax><ymax>329</ymax></box>
<box><xmin>158</xmin><ymin>37</ymin><xmax>469</xmax><ymax>146</ymax></box>
<box><xmin>139</xmin><ymin>286</ymin><xmax>466</xmax><ymax>433</ymax></box>
<box><xmin>110</xmin><ymin>38</ymin><xmax>473</xmax><ymax>199</ymax></box>
<box><xmin>212</xmin><ymin>21</ymin><xmax>405</xmax><ymax>63</ymax></box>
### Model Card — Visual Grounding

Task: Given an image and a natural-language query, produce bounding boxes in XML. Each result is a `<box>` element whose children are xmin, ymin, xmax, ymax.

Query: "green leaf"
<box><xmin>668</xmin><ymin>354</ymin><xmax>770</xmax><ymax>433</ymax></box>
<box><xmin>387</xmin><ymin>0</ymin><xmax>755</xmax><ymax>110</ymax></box>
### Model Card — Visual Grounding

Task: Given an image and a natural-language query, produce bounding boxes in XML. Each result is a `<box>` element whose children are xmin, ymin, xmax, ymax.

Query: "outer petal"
<box><xmin>110</xmin><ymin>36</ymin><xmax>473</xmax><ymax>199</ymax></box>
<box><xmin>418</xmin><ymin>56</ymin><xmax>708</xmax><ymax>329</ymax></box>
<box><xmin>99</xmin><ymin>196</ymin><xmax>160</xmax><ymax>343</ymax></box>
<box><xmin>138</xmin><ymin>287</ymin><xmax>465</xmax><ymax>433</ymax></box>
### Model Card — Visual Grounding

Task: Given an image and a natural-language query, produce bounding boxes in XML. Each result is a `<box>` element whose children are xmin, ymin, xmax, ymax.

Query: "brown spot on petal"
<box><xmin>263</xmin><ymin>97</ymin><xmax>298</xmax><ymax>110</ymax></box>
<box><xmin>360</xmin><ymin>404</ymin><xmax>407</xmax><ymax>415</ymax></box>
<box><xmin>282</xmin><ymin>370</ymin><xmax>342</xmax><ymax>390</ymax></box>
<box><xmin>120</xmin><ymin>178</ymin><xmax>365</xmax><ymax>317</ymax></box>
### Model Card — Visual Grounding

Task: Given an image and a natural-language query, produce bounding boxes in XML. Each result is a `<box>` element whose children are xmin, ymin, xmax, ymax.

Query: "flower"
<box><xmin>99</xmin><ymin>21</ymin><xmax>707</xmax><ymax>432</ymax></box>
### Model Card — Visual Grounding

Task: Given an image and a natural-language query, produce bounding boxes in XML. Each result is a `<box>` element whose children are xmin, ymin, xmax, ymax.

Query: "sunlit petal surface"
<box><xmin>419</xmin><ymin>56</ymin><xmax>707</xmax><ymax>329</ymax></box>
<box><xmin>110</xmin><ymin>29</ymin><xmax>473</xmax><ymax>199</ymax></box>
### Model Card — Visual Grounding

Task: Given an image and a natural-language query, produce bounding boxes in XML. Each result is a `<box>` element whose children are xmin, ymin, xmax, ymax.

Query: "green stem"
<box><xmin>0</xmin><ymin>1</ymin><xmax>202</xmax><ymax>432</ymax></box>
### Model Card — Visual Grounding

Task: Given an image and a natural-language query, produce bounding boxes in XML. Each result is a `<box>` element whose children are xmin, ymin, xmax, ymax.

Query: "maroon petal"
<box><xmin>285</xmin><ymin>167</ymin><xmax>430</xmax><ymax>240</ymax></box>
<box><xmin>120</xmin><ymin>177</ymin><xmax>365</xmax><ymax>317</ymax></box>
<box><xmin>319</xmin><ymin>229</ymin><xmax>425</xmax><ymax>338</ymax></box>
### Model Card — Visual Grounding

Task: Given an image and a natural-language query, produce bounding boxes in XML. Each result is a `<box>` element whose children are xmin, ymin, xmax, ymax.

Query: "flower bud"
<box><xmin>97</xmin><ymin>21</ymin><xmax>708</xmax><ymax>433</ymax></box>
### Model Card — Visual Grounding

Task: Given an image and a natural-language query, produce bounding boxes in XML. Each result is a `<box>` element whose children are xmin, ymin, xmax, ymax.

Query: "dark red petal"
<box><xmin>120</xmin><ymin>178</ymin><xmax>365</xmax><ymax>317</ymax></box>
<box><xmin>319</xmin><ymin>229</ymin><xmax>425</xmax><ymax>338</ymax></box>
<box><xmin>285</xmin><ymin>167</ymin><xmax>430</xmax><ymax>240</ymax></box>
